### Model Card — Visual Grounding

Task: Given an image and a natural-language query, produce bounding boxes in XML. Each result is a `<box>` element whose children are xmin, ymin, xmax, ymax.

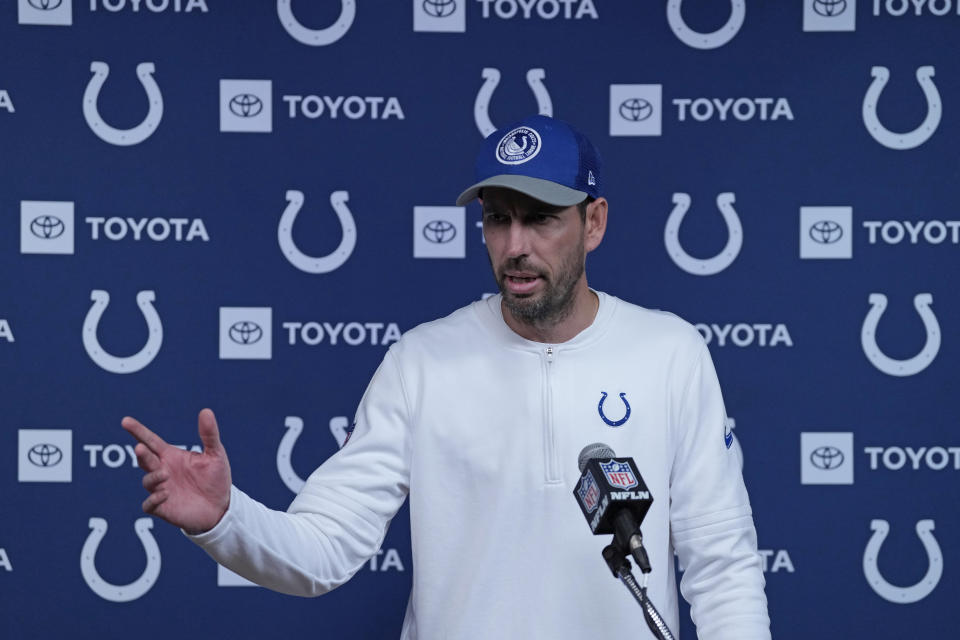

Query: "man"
<box><xmin>123</xmin><ymin>115</ymin><xmax>771</xmax><ymax>639</ymax></box>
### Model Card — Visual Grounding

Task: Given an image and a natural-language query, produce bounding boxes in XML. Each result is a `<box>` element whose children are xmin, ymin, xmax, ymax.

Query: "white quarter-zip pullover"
<box><xmin>189</xmin><ymin>292</ymin><xmax>771</xmax><ymax>639</ymax></box>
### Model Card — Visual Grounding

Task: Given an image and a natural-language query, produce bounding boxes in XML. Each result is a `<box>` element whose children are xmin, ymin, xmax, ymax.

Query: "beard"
<box><xmin>494</xmin><ymin>237</ymin><xmax>586</xmax><ymax>327</ymax></box>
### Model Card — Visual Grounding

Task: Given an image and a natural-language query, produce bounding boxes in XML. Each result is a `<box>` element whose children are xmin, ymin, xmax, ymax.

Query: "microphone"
<box><xmin>575</xmin><ymin>444</ymin><xmax>678</xmax><ymax>640</ymax></box>
<box><xmin>573</xmin><ymin>442</ymin><xmax>653</xmax><ymax>572</ymax></box>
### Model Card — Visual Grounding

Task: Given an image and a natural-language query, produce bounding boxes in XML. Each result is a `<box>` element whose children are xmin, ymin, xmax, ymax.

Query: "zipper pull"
<box><xmin>545</xmin><ymin>346</ymin><xmax>554</xmax><ymax>363</ymax></box>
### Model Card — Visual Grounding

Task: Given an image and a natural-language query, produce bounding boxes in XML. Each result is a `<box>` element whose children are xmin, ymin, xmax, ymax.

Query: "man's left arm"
<box><xmin>669</xmin><ymin>341</ymin><xmax>771</xmax><ymax>640</ymax></box>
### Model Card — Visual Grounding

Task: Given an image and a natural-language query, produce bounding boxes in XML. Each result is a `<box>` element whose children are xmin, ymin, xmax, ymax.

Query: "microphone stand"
<box><xmin>601</xmin><ymin>514</ymin><xmax>676</xmax><ymax>640</ymax></box>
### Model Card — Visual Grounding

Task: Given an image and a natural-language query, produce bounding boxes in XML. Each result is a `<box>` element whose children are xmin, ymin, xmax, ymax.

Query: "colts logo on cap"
<box><xmin>496</xmin><ymin>126</ymin><xmax>541</xmax><ymax>165</ymax></box>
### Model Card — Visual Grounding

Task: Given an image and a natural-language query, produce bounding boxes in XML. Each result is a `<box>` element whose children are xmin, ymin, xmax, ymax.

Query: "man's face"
<box><xmin>481</xmin><ymin>187</ymin><xmax>586</xmax><ymax>326</ymax></box>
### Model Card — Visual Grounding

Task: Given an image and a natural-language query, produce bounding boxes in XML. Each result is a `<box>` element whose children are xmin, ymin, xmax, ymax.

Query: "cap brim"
<box><xmin>455</xmin><ymin>175</ymin><xmax>587</xmax><ymax>207</ymax></box>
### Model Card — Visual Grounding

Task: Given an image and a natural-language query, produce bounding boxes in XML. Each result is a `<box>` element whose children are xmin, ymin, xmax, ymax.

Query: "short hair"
<box><xmin>576</xmin><ymin>196</ymin><xmax>595</xmax><ymax>223</ymax></box>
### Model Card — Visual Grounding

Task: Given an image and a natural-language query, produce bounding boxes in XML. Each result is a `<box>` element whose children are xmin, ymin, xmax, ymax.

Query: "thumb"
<box><xmin>197</xmin><ymin>408</ymin><xmax>223</xmax><ymax>454</ymax></box>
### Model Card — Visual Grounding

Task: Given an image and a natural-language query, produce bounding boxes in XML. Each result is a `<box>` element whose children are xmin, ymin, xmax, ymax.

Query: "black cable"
<box><xmin>615</xmin><ymin>561</ymin><xmax>676</xmax><ymax>640</ymax></box>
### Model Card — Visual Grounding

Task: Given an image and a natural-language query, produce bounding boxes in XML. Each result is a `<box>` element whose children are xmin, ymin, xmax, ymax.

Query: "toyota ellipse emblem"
<box><xmin>423</xmin><ymin>220</ymin><xmax>456</xmax><ymax>244</ymax></box>
<box><xmin>28</xmin><ymin>0</ymin><xmax>64</xmax><ymax>9</ymax></box>
<box><xmin>810</xmin><ymin>446</ymin><xmax>845</xmax><ymax>470</ymax></box>
<box><xmin>813</xmin><ymin>0</ymin><xmax>847</xmax><ymax>17</ymax></box>
<box><xmin>809</xmin><ymin>220</ymin><xmax>843</xmax><ymax>244</ymax></box>
<box><xmin>423</xmin><ymin>0</ymin><xmax>456</xmax><ymax>17</ymax></box>
<box><xmin>30</xmin><ymin>215</ymin><xmax>65</xmax><ymax>239</ymax></box>
<box><xmin>229</xmin><ymin>94</ymin><xmax>264</xmax><ymax>118</ymax></box>
<box><xmin>619</xmin><ymin>98</ymin><xmax>653</xmax><ymax>122</ymax></box>
<box><xmin>229</xmin><ymin>321</ymin><xmax>263</xmax><ymax>345</ymax></box>
<box><xmin>28</xmin><ymin>443</ymin><xmax>63</xmax><ymax>467</ymax></box>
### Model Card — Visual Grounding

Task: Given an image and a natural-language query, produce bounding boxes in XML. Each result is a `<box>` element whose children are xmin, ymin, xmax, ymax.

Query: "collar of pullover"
<box><xmin>476</xmin><ymin>289</ymin><xmax>617</xmax><ymax>352</ymax></box>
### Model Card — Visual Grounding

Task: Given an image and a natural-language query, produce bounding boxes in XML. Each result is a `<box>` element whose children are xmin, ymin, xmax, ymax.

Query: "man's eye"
<box><xmin>484</xmin><ymin>213</ymin><xmax>507</xmax><ymax>223</ymax></box>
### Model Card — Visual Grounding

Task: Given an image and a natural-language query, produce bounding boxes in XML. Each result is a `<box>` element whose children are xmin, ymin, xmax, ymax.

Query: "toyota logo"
<box><xmin>30</xmin><ymin>215</ymin><xmax>66</xmax><ymax>239</ymax></box>
<box><xmin>812</xmin><ymin>0</ymin><xmax>847</xmax><ymax>17</ymax></box>
<box><xmin>229</xmin><ymin>94</ymin><xmax>264</xmax><ymax>118</ymax></box>
<box><xmin>809</xmin><ymin>220</ymin><xmax>843</xmax><ymax>244</ymax></box>
<box><xmin>423</xmin><ymin>220</ymin><xmax>457</xmax><ymax>244</ymax></box>
<box><xmin>619</xmin><ymin>98</ymin><xmax>653</xmax><ymax>122</ymax></box>
<box><xmin>228</xmin><ymin>321</ymin><xmax>263</xmax><ymax>345</ymax></box>
<box><xmin>28</xmin><ymin>443</ymin><xmax>63</xmax><ymax>467</ymax></box>
<box><xmin>810</xmin><ymin>446</ymin><xmax>845</xmax><ymax>470</ymax></box>
<box><xmin>28</xmin><ymin>0</ymin><xmax>64</xmax><ymax>9</ymax></box>
<box><xmin>423</xmin><ymin>0</ymin><xmax>456</xmax><ymax>17</ymax></box>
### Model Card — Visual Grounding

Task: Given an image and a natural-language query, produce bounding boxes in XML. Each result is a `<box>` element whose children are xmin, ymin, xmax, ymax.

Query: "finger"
<box><xmin>197</xmin><ymin>408</ymin><xmax>223</xmax><ymax>454</ymax></box>
<box><xmin>142</xmin><ymin>490</ymin><xmax>167</xmax><ymax>514</ymax></box>
<box><xmin>121</xmin><ymin>416</ymin><xmax>169</xmax><ymax>456</ymax></box>
<box><xmin>134</xmin><ymin>443</ymin><xmax>162</xmax><ymax>472</ymax></box>
<box><xmin>142</xmin><ymin>470</ymin><xmax>166</xmax><ymax>492</ymax></box>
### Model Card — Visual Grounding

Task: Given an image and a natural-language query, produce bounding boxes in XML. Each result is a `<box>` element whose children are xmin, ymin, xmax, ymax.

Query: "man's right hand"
<box><xmin>122</xmin><ymin>408</ymin><xmax>232</xmax><ymax>535</ymax></box>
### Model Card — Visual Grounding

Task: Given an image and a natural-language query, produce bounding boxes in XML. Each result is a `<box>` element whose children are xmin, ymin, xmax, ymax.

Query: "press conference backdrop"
<box><xmin>2</xmin><ymin>1</ymin><xmax>956</xmax><ymax>638</ymax></box>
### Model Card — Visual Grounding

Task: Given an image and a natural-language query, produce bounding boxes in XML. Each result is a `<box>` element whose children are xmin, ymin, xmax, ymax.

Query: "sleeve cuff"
<box><xmin>181</xmin><ymin>484</ymin><xmax>241</xmax><ymax>545</ymax></box>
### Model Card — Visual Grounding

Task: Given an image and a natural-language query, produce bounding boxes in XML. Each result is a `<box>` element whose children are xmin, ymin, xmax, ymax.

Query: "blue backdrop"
<box><xmin>2</xmin><ymin>1</ymin><xmax>956</xmax><ymax>638</ymax></box>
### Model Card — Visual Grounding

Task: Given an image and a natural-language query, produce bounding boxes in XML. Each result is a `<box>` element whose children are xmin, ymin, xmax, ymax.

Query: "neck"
<box><xmin>501</xmin><ymin>279</ymin><xmax>599</xmax><ymax>343</ymax></box>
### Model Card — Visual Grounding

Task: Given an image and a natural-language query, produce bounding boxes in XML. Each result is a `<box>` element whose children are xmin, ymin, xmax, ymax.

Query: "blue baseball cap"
<box><xmin>456</xmin><ymin>114</ymin><xmax>602</xmax><ymax>207</ymax></box>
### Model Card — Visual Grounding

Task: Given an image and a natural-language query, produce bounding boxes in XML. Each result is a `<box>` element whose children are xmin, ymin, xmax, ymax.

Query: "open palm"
<box><xmin>122</xmin><ymin>409</ymin><xmax>232</xmax><ymax>535</ymax></box>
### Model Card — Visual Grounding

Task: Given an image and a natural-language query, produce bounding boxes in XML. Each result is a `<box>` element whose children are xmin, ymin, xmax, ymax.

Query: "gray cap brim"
<box><xmin>455</xmin><ymin>174</ymin><xmax>587</xmax><ymax>207</ymax></box>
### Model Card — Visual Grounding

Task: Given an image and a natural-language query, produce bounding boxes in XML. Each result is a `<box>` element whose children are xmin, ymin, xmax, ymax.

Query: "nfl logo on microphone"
<box><xmin>600</xmin><ymin>460</ymin><xmax>638</xmax><ymax>490</ymax></box>
<box><xmin>577</xmin><ymin>470</ymin><xmax>601</xmax><ymax>513</ymax></box>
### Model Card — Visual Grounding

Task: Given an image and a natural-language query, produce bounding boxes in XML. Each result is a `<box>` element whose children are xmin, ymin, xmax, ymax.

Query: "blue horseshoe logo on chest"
<box><xmin>598</xmin><ymin>392</ymin><xmax>631</xmax><ymax>427</ymax></box>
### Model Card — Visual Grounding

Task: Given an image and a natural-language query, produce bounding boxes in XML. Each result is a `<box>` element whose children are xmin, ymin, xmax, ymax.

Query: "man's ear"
<box><xmin>584</xmin><ymin>197</ymin><xmax>608</xmax><ymax>253</ymax></box>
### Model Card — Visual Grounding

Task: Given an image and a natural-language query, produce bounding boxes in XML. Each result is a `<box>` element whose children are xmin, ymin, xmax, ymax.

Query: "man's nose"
<box><xmin>505</xmin><ymin>221</ymin><xmax>531</xmax><ymax>257</ymax></box>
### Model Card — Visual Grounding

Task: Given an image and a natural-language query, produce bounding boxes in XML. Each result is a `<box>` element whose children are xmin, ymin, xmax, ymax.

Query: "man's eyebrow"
<box><xmin>527</xmin><ymin>203</ymin><xmax>565</xmax><ymax>215</ymax></box>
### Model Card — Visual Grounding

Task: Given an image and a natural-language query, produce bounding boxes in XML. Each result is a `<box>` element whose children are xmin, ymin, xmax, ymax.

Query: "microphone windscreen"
<box><xmin>578</xmin><ymin>442</ymin><xmax>616</xmax><ymax>472</ymax></box>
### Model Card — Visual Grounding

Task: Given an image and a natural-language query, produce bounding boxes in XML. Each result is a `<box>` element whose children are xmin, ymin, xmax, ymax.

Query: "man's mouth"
<box><xmin>504</xmin><ymin>272</ymin><xmax>543</xmax><ymax>295</ymax></box>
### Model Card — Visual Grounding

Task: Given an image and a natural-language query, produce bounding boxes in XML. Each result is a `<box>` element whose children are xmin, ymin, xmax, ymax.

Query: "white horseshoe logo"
<box><xmin>666</xmin><ymin>0</ymin><xmax>745</xmax><ymax>50</ymax></box>
<box><xmin>81</xmin><ymin>517</ymin><xmax>161</xmax><ymax>603</ymax></box>
<box><xmin>861</xmin><ymin>293</ymin><xmax>940</xmax><ymax>377</ymax></box>
<box><xmin>474</xmin><ymin>68</ymin><xmax>553</xmax><ymax>138</ymax></box>
<box><xmin>83</xmin><ymin>62</ymin><xmax>163</xmax><ymax>146</ymax></box>
<box><xmin>277</xmin><ymin>0</ymin><xmax>355</xmax><ymax>46</ymax></box>
<box><xmin>83</xmin><ymin>290</ymin><xmax>163</xmax><ymax>374</ymax></box>
<box><xmin>863</xmin><ymin>66</ymin><xmax>941</xmax><ymax>150</ymax></box>
<box><xmin>277</xmin><ymin>416</ymin><xmax>349</xmax><ymax>494</ymax></box>
<box><xmin>278</xmin><ymin>190</ymin><xmax>356</xmax><ymax>274</ymax></box>
<box><xmin>664</xmin><ymin>193</ymin><xmax>742</xmax><ymax>276</ymax></box>
<box><xmin>278</xmin><ymin>416</ymin><xmax>306</xmax><ymax>493</ymax></box>
<box><xmin>863</xmin><ymin>519</ymin><xmax>942</xmax><ymax>604</ymax></box>
<box><xmin>328</xmin><ymin>416</ymin><xmax>351</xmax><ymax>448</ymax></box>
